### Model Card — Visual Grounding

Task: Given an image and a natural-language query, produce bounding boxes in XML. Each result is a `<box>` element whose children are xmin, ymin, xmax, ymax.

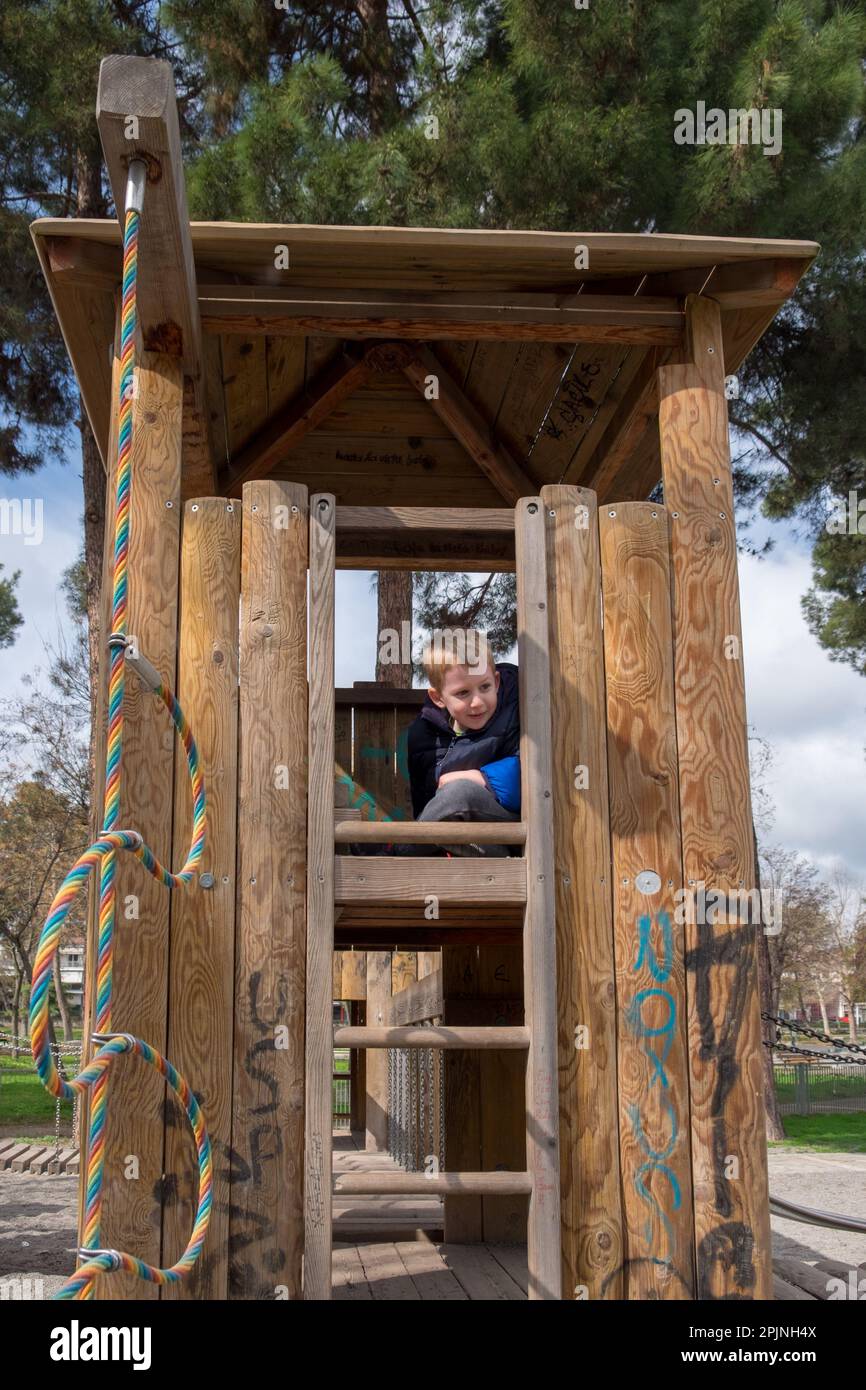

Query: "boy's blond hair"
<box><xmin>422</xmin><ymin>628</ymin><xmax>492</xmax><ymax>693</ymax></box>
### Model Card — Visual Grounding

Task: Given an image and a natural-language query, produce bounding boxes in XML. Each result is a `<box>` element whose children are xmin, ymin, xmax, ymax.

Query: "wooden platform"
<box><xmin>332</xmin><ymin>1131</ymin><xmax>443</xmax><ymax>1242</ymax></box>
<box><xmin>333</xmin><ymin>1239</ymin><xmax>528</xmax><ymax>1300</ymax></box>
<box><xmin>773</xmin><ymin>1256</ymin><xmax>866</xmax><ymax>1300</ymax></box>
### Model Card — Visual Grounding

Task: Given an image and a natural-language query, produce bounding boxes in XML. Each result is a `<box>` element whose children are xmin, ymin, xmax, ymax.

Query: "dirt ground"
<box><xmin>1</xmin><ymin>1148</ymin><xmax>864</xmax><ymax>1299</ymax></box>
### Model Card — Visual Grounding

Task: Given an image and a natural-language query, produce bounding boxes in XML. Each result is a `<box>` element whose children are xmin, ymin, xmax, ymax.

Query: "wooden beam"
<box><xmin>335</xmin><ymin>858</ymin><xmax>526</xmax><ymax>905</ymax></box>
<box><xmin>221</xmin><ymin>350</ymin><xmax>372</xmax><ymax>492</ymax></box>
<box><xmin>579</xmin><ymin>347</ymin><xmax>670</xmax><ymax>500</ymax></box>
<box><xmin>364</xmin><ymin>952</ymin><xmax>391</xmax><ymax>1152</ymax></box>
<box><xmin>334</xmin><ymin>1026</ymin><xmax>530</xmax><ymax>1049</ymax></box>
<box><xmin>335</xmin><ymin>505</ymin><xmax>515</xmax><ymax>533</ymax></box>
<box><xmin>304</xmin><ymin>492</ymin><xmax>336</xmax><ymax>1302</ymax></box>
<box><xmin>198</xmin><ymin>285</ymin><xmax>684</xmax><ymax>344</ymax></box>
<box><xmin>385</xmin><ymin>969</ymin><xmax>443</xmax><ymax>1025</ymax></box>
<box><xmin>96</xmin><ymin>55</ymin><xmax>215</xmax><ymax>493</ymax></box>
<box><xmin>334</xmin><ymin>820</ymin><xmax>526</xmax><ymax>844</ymax></box>
<box><xmin>335</xmin><ymin>504</ymin><xmax>516</xmax><ymax>571</ymax></box>
<box><xmin>334</xmin><ymin>1172</ymin><xmax>533</xmax><ymax>1196</ymax></box>
<box><xmin>658</xmin><ymin>293</ymin><xmax>773</xmax><ymax>1301</ymax></box>
<box><xmin>403</xmin><ymin>346</ymin><xmax>535</xmax><ymax>504</ymax></box>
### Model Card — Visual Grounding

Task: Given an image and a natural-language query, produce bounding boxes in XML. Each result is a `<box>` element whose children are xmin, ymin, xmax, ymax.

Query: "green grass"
<box><xmin>769</xmin><ymin>1113</ymin><xmax>866</xmax><ymax>1153</ymax></box>
<box><xmin>0</xmin><ymin>1053</ymin><xmax>77</xmax><ymax>1128</ymax></box>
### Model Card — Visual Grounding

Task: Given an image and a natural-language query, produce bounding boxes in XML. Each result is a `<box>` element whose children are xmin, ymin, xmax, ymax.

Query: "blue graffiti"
<box><xmin>626</xmin><ymin>910</ymin><xmax>682</xmax><ymax>1266</ymax></box>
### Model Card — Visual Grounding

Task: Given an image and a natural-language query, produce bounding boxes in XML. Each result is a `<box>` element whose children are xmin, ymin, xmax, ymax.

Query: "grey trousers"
<box><xmin>417</xmin><ymin>777</ymin><xmax>519</xmax><ymax>856</ymax></box>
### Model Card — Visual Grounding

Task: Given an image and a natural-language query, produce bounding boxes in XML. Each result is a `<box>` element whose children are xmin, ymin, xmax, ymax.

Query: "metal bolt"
<box><xmin>527</xmin><ymin>503</ymin><xmax>538</xmax><ymax>514</ymax></box>
<box><xmin>548</xmin><ymin>509</ymin><xmax>556</xmax><ymax>517</ymax></box>
<box><xmin>608</xmin><ymin>510</ymin><xmax>616</xmax><ymax>518</ymax></box>
<box><xmin>226</xmin><ymin>503</ymin><xmax>234</xmax><ymax>513</ymax></box>
<box><xmin>199</xmin><ymin>872</ymin><xmax>215</xmax><ymax>889</ymax></box>
<box><xmin>719</xmin><ymin>512</ymin><xmax>726</xmax><ymax>519</ymax></box>
<box><xmin>165</xmin><ymin>500</ymin><xmax>173</xmax><ymax>508</ymax></box>
<box><xmin>318</xmin><ymin>499</ymin><xmax>329</xmax><ymax>511</ymax></box>
<box><xmin>191</xmin><ymin>503</ymin><xmax>199</xmax><ymax>512</ymax></box>
<box><xmin>672</xmin><ymin>511</ymin><xmax>679</xmax><ymax>518</ymax></box>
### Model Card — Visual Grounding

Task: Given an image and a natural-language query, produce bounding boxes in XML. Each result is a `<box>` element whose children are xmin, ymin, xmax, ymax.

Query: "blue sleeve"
<box><xmin>480</xmin><ymin>754</ymin><xmax>521</xmax><ymax>813</ymax></box>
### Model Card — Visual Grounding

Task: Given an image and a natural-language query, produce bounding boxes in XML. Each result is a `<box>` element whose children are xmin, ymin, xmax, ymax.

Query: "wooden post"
<box><xmin>232</xmin><ymin>479</ymin><xmax>308</xmax><ymax>1298</ymax></box>
<box><xmin>515</xmin><ymin>496</ymin><xmax>562</xmax><ymax>1301</ymax></box>
<box><xmin>442</xmin><ymin>946</ymin><xmax>483</xmax><ymax>1241</ymax></box>
<box><xmin>162</xmin><ymin>497</ymin><xmax>241</xmax><ymax>1300</ymax></box>
<box><xmin>96</xmin><ymin>55</ymin><xmax>214</xmax><ymax>495</ymax></box>
<box><xmin>93</xmin><ymin>353</ymin><xmax>183</xmax><ymax>1300</ymax></box>
<box><xmin>658</xmin><ymin>294</ymin><xmax>773</xmax><ymax>1300</ymax></box>
<box><xmin>478</xmin><ymin>944</ymin><xmax>526</xmax><ymax>1243</ymax></box>
<box><xmin>364</xmin><ymin>952</ymin><xmax>392</xmax><ymax>1152</ymax></box>
<box><xmin>600</xmin><ymin>502</ymin><xmax>695</xmax><ymax>1299</ymax></box>
<box><xmin>350</xmin><ymin>999</ymin><xmax>366</xmax><ymax>1135</ymax></box>
<box><xmin>541</xmin><ymin>484</ymin><xmax>623</xmax><ymax>1300</ymax></box>
<box><xmin>305</xmin><ymin>492</ymin><xmax>336</xmax><ymax>1301</ymax></box>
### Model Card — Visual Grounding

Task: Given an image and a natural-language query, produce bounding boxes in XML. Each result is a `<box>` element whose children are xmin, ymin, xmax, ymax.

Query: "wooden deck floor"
<box><xmin>332</xmin><ymin>1129</ymin><xmax>528</xmax><ymax>1300</ymax></box>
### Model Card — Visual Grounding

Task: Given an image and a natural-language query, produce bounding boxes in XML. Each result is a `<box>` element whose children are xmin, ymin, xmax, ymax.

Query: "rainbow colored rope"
<box><xmin>29</xmin><ymin>196</ymin><xmax>211</xmax><ymax>1300</ymax></box>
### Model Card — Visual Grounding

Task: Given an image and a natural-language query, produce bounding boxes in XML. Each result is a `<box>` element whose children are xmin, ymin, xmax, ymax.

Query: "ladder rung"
<box><xmin>333</xmin><ymin>1172</ymin><xmax>533</xmax><ymax>1196</ymax></box>
<box><xmin>334</xmin><ymin>820</ymin><xmax>526</xmax><ymax>845</ymax></box>
<box><xmin>334</xmin><ymin>857</ymin><xmax>526</xmax><ymax>904</ymax></box>
<box><xmin>334</xmin><ymin>1025</ymin><xmax>530</xmax><ymax>1050</ymax></box>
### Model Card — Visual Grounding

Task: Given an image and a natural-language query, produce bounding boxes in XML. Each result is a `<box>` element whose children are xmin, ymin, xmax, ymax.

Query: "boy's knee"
<box><xmin>421</xmin><ymin>779</ymin><xmax>487</xmax><ymax>820</ymax></box>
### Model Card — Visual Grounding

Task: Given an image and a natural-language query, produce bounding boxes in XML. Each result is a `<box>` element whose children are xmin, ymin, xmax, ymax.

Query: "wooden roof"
<box><xmin>30</xmin><ymin>218</ymin><xmax>818</xmax><ymax>507</ymax></box>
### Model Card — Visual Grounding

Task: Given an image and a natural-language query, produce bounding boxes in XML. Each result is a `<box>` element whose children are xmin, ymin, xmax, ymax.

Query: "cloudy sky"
<box><xmin>2</xmin><ymin>443</ymin><xmax>864</xmax><ymax>884</ymax></box>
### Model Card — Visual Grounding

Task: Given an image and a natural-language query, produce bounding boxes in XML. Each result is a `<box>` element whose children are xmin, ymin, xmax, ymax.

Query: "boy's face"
<box><xmin>429</xmin><ymin>662</ymin><xmax>500</xmax><ymax>731</ymax></box>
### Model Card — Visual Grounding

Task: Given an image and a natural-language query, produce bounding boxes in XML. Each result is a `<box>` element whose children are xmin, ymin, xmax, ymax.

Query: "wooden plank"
<box><xmin>600</xmin><ymin>501</ymin><xmax>695</xmax><ymax>1300</ymax></box>
<box><xmin>385</xmin><ymin>970</ymin><xmax>443</xmax><ymax>1026</ymax></box>
<box><xmin>529</xmin><ymin>344</ymin><xmax>629</xmax><ymax>480</ymax></box>
<box><xmin>335</xmin><ymin>505</ymin><xmax>514</xmax><ymax>534</ymax></box>
<box><xmin>232</xmin><ymin>479</ymin><xmax>308</xmax><ymax>1298</ymax></box>
<box><xmin>0</xmin><ymin>1144</ymin><xmax>31</xmax><ymax>1171</ymax></box>
<box><xmin>221</xmin><ymin>334</ymin><xmax>267</xmax><ymax>457</ymax></box>
<box><xmin>339</xmin><ymin>951</ymin><xmax>367</xmax><ymax>1001</ymax></box>
<box><xmin>304</xmin><ymin>492</ymin><xmax>337</xmax><ymax>1301</ymax></box>
<box><xmin>441</xmin><ymin>1243</ymin><xmax>526</xmax><ymax>1300</ymax></box>
<box><xmin>350</xmin><ymin>998</ymin><xmax>366</xmax><ymax>1133</ymax></box>
<box><xmin>355</xmin><ymin>1243</ymin><xmax>421</xmax><ymax>1300</ymax></box>
<box><xmin>335</xmin><ymin>820</ymin><xmax>526</xmax><ymax>844</ymax></box>
<box><xmin>402</xmin><ymin>346</ymin><xmax>535</xmax><ymax>503</ymax></box>
<box><xmin>393</xmin><ymin>1241</ymin><xmax>468</xmax><ymax>1300</ymax></box>
<box><xmin>487</xmin><ymin>1243</ymin><xmax>530</xmax><ymax>1293</ymax></box>
<box><xmin>772</xmin><ymin>1259</ymin><xmax>835</xmax><ymax>1301</ymax></box>
<box><xmin>515</xmin><ymin>496</ymin><xmax>562</xmax><ymax>1302</ymax></box>
<box><xmin>94</xmin><ymin>352</ymin><xmax>182</xmax><ymax>1300</ymax></box>
<box><xmin>335</xmin><ymin>859</ymin><xmax>526</xmax><ymax>904</ymax></box>
<box><xmin>265</xmin><ymin>335</ymin><xmax>305</xmax><ymax>415</ymax></box>
<box><xmin>10</xmin><ymin>1145</ymin><xmax>48</xmax><ymax>1172</ymax></box>
<box><xmin>335</xmin><ymin>1027</ymin><xmax>530</xmax><ymax>1049</ymax></box>
<box><xmin>332</xmin><ymin>1245</ymin><xmax>374</xmax><ymax>1300</ymax></box>
<box><xmin>479</xmin><ymin>943</ymin><xmax>527</xmax><ymax>1244</ymax></box>
<box><xmin>443</xmin><ymin>946</ymin><xmax>483</xmax><ymax>1242</ymax></box>
<box><xmin>222</xmin><ymin>351</ymin><xmax>372</xmax><ymax>492</ymax></box>
<box><xmin>391</xmin><ymin>951</ymin><xmax>417</xmax><ymax>995</ymax></box>
<box><xmin>162</xmin><ymin>496</ymin><xmax>240</xmax><ymax>1301</ymax></box>
<box><xmin>354</xmin><ymin>700</ymin><xmax>397</xmax><ymax>815</ymax></box>
<box><xmin>541</xmin><ymin>483</ymin><xmax>623</xmax><ymax>1300</ymax></box>
<box><xmin>658</xmin><ymin>294</ymin><xmax>772</xmax><ymax>1301</ymax></box>
<box><xmin>95</xmin><ymin>56</ymin><xmax>213</xmax><ymax>490</ymax></box>
<box><xmin>198</xmin><ymin>285</ymin><xmax>683</xmax><ymax>345</ymax></box>
<box><xmin>334</xmin><ymin>1173</ymin><xmax>532</xmax><ymax>1195</ymax></box>
<box><xmin>364</xmin><ymin>952</ymin><xmax>391</xmax><ymax>1153</ymax></box>
<box><xmin>493</xmin><ymin>342</ymin><xmax>572</xmax><ymax>481</ymax></box>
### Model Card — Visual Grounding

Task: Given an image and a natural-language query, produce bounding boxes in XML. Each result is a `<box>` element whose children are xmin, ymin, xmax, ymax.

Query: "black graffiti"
<box><xmin>696</xmin><ymin>1222</ymin><xmax>755</xmax><ymax>1301</ymax></box>
<box><xmin>599</xmin><ymin>1257</ymin><xmax>693</xmax><ymax>1300</ymax></box>
<box><xmin>685</xmin><ymin>920</ymin><xmax>755</xmax><ymax>1215</ymax></box>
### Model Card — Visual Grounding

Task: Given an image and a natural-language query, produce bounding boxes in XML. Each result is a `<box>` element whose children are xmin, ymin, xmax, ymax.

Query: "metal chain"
<box><xmin>765</xmin><ymin>1037</ymin><xmax>866</xmax><ymax>1065</ymax></box>
<box><xmin>761</xmin><ymin>1010</ymin><xmax>866</xmax><ymax>1057</ymax></box>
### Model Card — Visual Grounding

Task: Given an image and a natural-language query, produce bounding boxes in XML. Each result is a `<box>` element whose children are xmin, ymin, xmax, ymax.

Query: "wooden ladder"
<box><xmin>304</xmin><ymin>496</ymin><xmax>561</xmax><ymax>1301</ymax></box>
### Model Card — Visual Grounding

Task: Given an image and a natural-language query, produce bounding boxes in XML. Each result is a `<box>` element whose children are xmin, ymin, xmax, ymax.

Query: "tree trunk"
<box><xmin>356</xmin><ymin>0</ymin><xmax>397</xmax><ymax>135</ymax></box>
<box><xmin>818</xmin><ymin>994</ymin><xmax>830</xmax><ymax>1034</ymax></box>
<box><xmin>754</xmin><ymin>829</ymin><xmax>784</xmax><ymax>1139</ymax></box>
<box><xmin>52</xmin><ymin>949</ymin><xmax>73</xmax><ymax>1042</ymax></box>
<box><xmin>376</xmin><ymin>570</ymin><xmax>413</xmax><ymax>687</ymax></box>
<box><xmin>11</xmin><ymin>970</ymin><xmax>22</xmax><ymax>1060</ymax></box>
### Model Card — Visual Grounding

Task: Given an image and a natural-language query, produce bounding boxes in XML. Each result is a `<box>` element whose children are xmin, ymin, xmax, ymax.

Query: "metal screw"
<box><xmin>719</xmin><ymin>512</ymin><xmax>726</xmax><ymax>519</ymax></box>
<box><xmin>165</xmin><ymin>500</ymin><xmax>173</xmax><ymax>508</ymax></box>
<box><xmin>318</xmin><ymin>499</ymin><xmax>329</xmax><ymax>511</ymax></box>
<box><xmin>191</xmin><ymin>503</ymin><xmax>199</xmax><ymax>512</ymax></box>
<box><xmin>548</xmin><ymin>508</ymin><xmax>556</xmax><ymax>517</ymax></box>
<box><xmin>527</xmin><ymin>502</ymin><xmax>538</xmax><ymax>514</ymax></box>
<box><xmin>291</xmin><ymin>505</ymin><xmax>299</xmax><ymax>514</ymax></box>
<box><xmin>672</xmin><ymin>511</ymin><xmax>679</xmax><ymax>518</ymax></box>
<box><xmin>608</xmin><ymin>510</ymin><xmax>616</xmax><ymax>517</ymax></box>
<box><xmin>226</xmin><ymin>503</ymin><xmax>234</xmax><ymax>513</ymax></box>
<box><xmin>200</xmin><ymin>872</ymin><xmax>215</xmax><ymax>889</ymax></box>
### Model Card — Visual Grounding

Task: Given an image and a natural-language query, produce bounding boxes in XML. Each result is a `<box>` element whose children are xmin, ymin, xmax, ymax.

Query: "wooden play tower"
<box><xmin>31</xmin><ymin>55</ymin><xmax>818</xmax><ymax>1301</ymax></box>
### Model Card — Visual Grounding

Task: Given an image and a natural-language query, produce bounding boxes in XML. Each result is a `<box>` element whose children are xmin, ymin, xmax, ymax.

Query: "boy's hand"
<box><xmin>438</xmin><ymin>769</ymin><xmax>486</xmax><ymax>788</ymax></box>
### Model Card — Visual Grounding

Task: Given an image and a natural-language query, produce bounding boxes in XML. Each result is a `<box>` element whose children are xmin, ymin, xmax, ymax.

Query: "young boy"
<box><xmin>405</xmin><ymin>631</ymin><xmax>520</xmax><ymax>856</ymax></box>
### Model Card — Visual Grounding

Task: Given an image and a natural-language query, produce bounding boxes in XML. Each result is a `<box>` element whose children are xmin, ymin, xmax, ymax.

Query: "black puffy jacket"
<box><xmin>406</xmin><ymin>662</ymin><xmax>520</xmax><ymax>817</ymax></box>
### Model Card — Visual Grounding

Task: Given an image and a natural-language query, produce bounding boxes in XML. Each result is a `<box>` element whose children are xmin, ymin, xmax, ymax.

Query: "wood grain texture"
<box><xmin>540</xmin><ymin>484</ymin><xmax>623</xmax><ymax>1300</ymax></box>
<box><xmin>95</xmin><ymin>56</ymin><xmax>213</xmax><ymax>487</ymax></box>
<box><xmin>97</xmin><ymin>353</ymin><xmax>183</xmax><ymax>1299</ymax></box>
<box><xmin>515</xmin><ymin>497</ymin><xmax>562</xmax><ymax>1300</ymax></box>
<box><xmin>334</xmin><ymin>858</ymin><xmax>526</xmax><ymax>904</ymax></box>
<box><xmin>364</xmin><ymin>953</ymin><xmax>392</xmax><ymax>1153</ymax></box>
<box><xmin>163</xmin><ymin>497</ymin><xmax>240</xmax><ymax>1300</ymax></box>
<box><xmin>304</xmin><ymin>493</ymin><xmax>336</xmax><ymax>1300</ymax></box>
<box><xmin>479</xmin><ymin>944</ymin><xmax>527</xmax><ymax>1243</ymax></box>
<box><xmin>600</xmin><ymin>502</ymin><xmax>695</xmax><ymax>1300</ymax></box>
<box><xmin>443</xmin><ymin>946</ymin><xmax>483</xmax><ymax>1242</ymax></box>
<box><xmin>232</xmin><ymin>479</ymin><xmax>308</xmax><ymax>1298</ymax></box>
<box><xmin>658</xmin><ymin>295</ymin><xmax>772</xmax><ymax>1300</ymax></box>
